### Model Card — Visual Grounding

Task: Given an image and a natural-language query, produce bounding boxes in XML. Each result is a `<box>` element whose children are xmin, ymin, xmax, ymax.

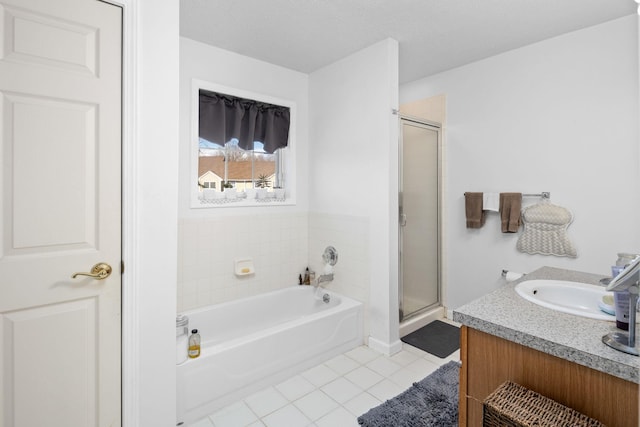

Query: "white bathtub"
<box><xmin>176</xmin><ymin>286</ymin><xmax>363</xmax><ymax>425</ymax></box>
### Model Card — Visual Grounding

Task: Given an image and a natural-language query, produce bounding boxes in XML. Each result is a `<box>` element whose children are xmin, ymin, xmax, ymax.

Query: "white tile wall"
<box><xmin>308</xmin><ymin>212</ymin><xmax>370</xmax><ymax>336</ymax></box>
<box><xmin>178</xmin><ymin>211</ymin><xmax>371</xmax><ymax>320</ymax></box>
<box><xmin>177</xmin><ymin>212</ymin><xmax>308</xmax><ymax>311</ymax></box>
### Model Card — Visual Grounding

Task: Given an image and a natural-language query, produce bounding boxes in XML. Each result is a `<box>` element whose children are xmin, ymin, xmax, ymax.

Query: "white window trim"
<box><xmin>190</xmin><ymin>79</ymin><xmax>297</xmax><ymax>209</ymax></box>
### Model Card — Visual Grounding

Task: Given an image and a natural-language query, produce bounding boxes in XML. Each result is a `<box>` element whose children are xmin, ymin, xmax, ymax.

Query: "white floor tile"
<box><xmin>388</xmin><ymin>349</ymin><xmax>420</xmax><ymax>366</ymax></box>
<box><xmin>324</xmin><ymin>354</ymin><xmax>360</xmax><ymax>375</ymax></box>
<box><xmin>402</xmin><ymin>343</ymin><xmax>430</xmax><ymax>357</ymax></box>
<box><xmin>262</xmin><ymin>404</ymin><xmax>311</xmax><ymax>427</ymax></box>
<box><xmin>209</xmin><ymin>401</ymin><xmax>258</xmax><ymax>427</ymax></box>
<box><xmin>366</xmin><ymin>378</ymin><xmax>404</xmax><ymax>402</ymax></box>
<box><xmin>293</xmin><ymin>390</ymin><xmax>339</xmax><ymax>421</ymax></box>
<box><xmin>301</xmin><ymin>364</ymin><xmax>340</xmax><ymax>387</ymax></box>
<box><xmin>366</xmin><ymin>356</ymin><xmax>402</xmax><ymax>377</ymax></box>
<box><xmin>344</xmin><ymin>366</ymin><xmax>384</xmax><ymax>390</ymax></box>
<box><xmin>422</xmin><ymin>352</ymin><xmax>450</xmax><ymax>365</ymax></box>
<box><xmin>343</xmin><ymin>392</ymin><xmax>381</xmax><ymax>417</ymax></box>
<box><xmin>388</xmin><ymin>367</ymin><xmax>421</xmax><ymax>390</ymax></box>
<box><xmin>344</xmin><ymin>346</ymin><xmax>380</xmax><ymax>364</ymax></box>
<box><xmin>275</xmin><ymin>375</ymin><xmax>316</xmax><ymax>401</ymax></box>
<box><xmin>315</xmin><ymin>407</ymin><xmax>359</xmax><ymax>427</ymax></box>
<box><xmin>244</xmin><ymin>386</ymin><xmax>288</xmax><ymax>418</ymax></box>
<box><xmin>405</xmin><ymin>357</ymin><xmax>440</xmax><ymax>378</ymax></box>
<box><xmin>441</xmin><ymin>318</ymin><xmax>462</xmax><ymax>327</ymax></box>
<box><xmin>189</xmin><ymin>417</ymin><xmax>214</xmax><ymax>427</ymax></box>
<box><xmin>320</xmin><ymin>377</ymin><xmax>362</xmax><ymax>404</ymax></box>
<box><xmin>446</xmin><ymin>349</ymin><xmax>461</xmax><ymax>362</ymax></box>
<box><xmin>189</xmin><ymin>345</ymin><xmax>452</xmax><ymax>427</ymax></box>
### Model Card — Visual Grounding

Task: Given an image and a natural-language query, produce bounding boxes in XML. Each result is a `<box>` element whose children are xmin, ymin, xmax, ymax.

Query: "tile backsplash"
<box><xmin>308</xmin><ymin>212</ymin><xmax>371</xmax><ymax>338</ymax></box>
<box><xmin>178</xmin><ymin>212</ymin><xmax>308</xmax><ymax>311</ymax></box>
<box><xmin>308</xmin><ymin>212</ymin><xmax>369</xmax><ymax>304</ymax></box>
<box><xmin>177</xmin><ymin>210</ymin><xmax>371</xmax><ymax>335</ymax></box>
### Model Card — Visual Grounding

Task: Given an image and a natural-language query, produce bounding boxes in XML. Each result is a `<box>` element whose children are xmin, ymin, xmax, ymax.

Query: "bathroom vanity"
<box><xmin>453</xmin><ymin>267</ymin><xmax>639</xmax><ymax>427</ymax></box>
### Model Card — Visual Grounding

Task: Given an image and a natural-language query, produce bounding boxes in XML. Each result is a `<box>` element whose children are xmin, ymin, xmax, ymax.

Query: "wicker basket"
<box><xmin>483</xmin><ymin>381</ymin><xmax>606</xmax><ymax>427</ymax></box>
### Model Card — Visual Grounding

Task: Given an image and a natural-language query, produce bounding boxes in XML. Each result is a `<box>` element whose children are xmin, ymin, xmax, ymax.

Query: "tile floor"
<box><xmin>188</xmin><ymin>342</ymin><xmax>461</xmax><ymax>427</ymax></box>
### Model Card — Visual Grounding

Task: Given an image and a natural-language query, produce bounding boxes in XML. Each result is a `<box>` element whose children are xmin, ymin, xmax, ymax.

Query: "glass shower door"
<box><xmin>399</xmin><ymin>119</ymin><xmax>440</xmax><ymax>321</ymax></box>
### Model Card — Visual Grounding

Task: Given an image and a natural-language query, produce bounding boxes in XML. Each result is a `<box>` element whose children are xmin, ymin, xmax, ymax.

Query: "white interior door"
<box><xmin>399</xmin><ymin>120</ymin><xmax>439</xmax><ymax>320</ymax></box>
<box><xmin>0</xmin><ymin>0</ymin><xmax>122</xmax><ymax>426</ymax></box>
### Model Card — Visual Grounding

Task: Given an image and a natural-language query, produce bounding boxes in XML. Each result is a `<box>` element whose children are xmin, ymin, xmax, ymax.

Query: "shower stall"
<box><xmin>398</xmin><ymin>116</ymin><xmax>441</xmax><ymax>328</ymax></box>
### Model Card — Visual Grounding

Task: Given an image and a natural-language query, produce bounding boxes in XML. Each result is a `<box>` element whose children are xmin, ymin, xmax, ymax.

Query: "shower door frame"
<box><xmin>398</xmin><ymin>116</ymin><xmax>442</xmax><ymax>322</ymax></box>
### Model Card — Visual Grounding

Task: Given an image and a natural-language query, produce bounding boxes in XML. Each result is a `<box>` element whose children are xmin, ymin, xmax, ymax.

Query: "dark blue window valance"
<box><xmin>199</xmin><ymin>89</ymin><xmax>290</xmax><ymax>154</ymax></box>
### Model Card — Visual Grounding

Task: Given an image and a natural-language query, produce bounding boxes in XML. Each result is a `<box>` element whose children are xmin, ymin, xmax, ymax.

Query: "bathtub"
<box><xmin>176</xmin><ymin>286</ymin><xmax>363</xmax><ymax>425</ymax></box>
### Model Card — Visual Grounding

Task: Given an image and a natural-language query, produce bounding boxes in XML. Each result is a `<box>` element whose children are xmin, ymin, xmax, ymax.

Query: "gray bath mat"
<box><xmin>401</xmin><ymin>320</ymin><xmax>460</xmax><ymax>358</ymax></box>
<box><xmin>358</xmin><ymin>360</ymin><xmax>460</xmax><ymax>427</ymax></box>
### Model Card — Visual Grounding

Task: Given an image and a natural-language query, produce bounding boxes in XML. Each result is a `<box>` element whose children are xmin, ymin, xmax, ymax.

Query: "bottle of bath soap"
<box><xmin>188</xmin><ymin>329</ymin><xmax>201</xmax><ymax>359</ymax></box>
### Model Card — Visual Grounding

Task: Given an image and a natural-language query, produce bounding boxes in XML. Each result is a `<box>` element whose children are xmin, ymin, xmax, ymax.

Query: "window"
<box><xmin>198</xmin><ymin>138</ymin><xmax>281</xmax><ymax>192</ymax></box>
<box><xmin>191</xmin><ymin>80</ymin><xmax>295</xmax><ymax>207</ymax></box>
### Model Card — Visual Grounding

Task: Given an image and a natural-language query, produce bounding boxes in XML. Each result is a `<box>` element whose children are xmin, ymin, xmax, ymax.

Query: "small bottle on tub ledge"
<box><xmin>188</xmin><ymin>329</ymin><xmax>201</xmax><ymax>359</ymax></box>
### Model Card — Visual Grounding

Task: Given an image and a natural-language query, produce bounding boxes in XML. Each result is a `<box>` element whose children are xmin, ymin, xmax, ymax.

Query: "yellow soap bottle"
<box><xmin>188</xmin><ymin>329</ymin><xmax>201</xmax><ymax>358</ymax></box>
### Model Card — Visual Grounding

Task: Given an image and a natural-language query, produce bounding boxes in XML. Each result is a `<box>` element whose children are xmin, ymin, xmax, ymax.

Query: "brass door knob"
<box><xmin>72</xmin><ymin>263</ymin><xmax>112</xmax><ymax>280</ymax></box>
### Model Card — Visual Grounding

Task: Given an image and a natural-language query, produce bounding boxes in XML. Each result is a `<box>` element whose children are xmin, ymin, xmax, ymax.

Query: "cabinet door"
<box><xmin>459</xmin><ymin>326</ymin><xmax>639</xmax><ymax>427</ymax></box>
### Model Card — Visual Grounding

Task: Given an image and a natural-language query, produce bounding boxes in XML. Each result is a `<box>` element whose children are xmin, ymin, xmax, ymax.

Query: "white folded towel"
<box><xmin>483</xmin><ymin>193</ymin><xmax>500</xmax><ymax>212</ymax></box>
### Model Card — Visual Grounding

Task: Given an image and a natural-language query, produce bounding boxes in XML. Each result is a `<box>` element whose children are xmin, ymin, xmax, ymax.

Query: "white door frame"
<box><xmin>101</xmin><ymin>1</ymin><xmax>180</xmax><ymax>425</ymax></box>
<box><xmin>100</xmin><ymin>0</ymin><xmax>139</xmax><ymax>424</ymax></box>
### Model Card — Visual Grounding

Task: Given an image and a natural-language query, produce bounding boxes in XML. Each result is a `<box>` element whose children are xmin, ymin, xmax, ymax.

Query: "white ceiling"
<box><xmin>180</xmin><ymin>0</ymin><xmax>636</xmax><ymax>84</ymax></box>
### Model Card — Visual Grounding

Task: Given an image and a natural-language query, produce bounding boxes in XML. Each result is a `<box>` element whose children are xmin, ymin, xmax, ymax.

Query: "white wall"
<box><xmin>178</xmin><ymin>37</ymin><xmax>403</xmax><ymax>353</ymax></box>
<box><xmin>140</xmin><ymin>12</ymin><xmax>638</xmax><ymax>425</ymax></box>
<box><xmin>308</xmin><ymin>39</ymin><xmax>401</xmax><ymax>354</ymax></box>
<box><xmin>177</xmin><ymin>38</ymin><xmax>310</xmax><ymax>311</ymax></box>
<box><xmin>178</xmin><ymin>37</ymin><xmax>310</xmax><ymax>218</ymax></box>
<box><xmin>400</xmin><ymin>15</ymin><xmax>640</xmax><ymax>310</ymax></box>
<box><xmin>130</xmin><ymin>0</ymin><xmax>179</xmax><ymax>425</ymax></box>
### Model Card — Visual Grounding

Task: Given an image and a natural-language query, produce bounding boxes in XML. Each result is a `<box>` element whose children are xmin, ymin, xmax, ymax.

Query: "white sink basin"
<box><xmin>514</xmin><ymin>279</ymin><xmax>615</xmax><ymax>321</ymax></box>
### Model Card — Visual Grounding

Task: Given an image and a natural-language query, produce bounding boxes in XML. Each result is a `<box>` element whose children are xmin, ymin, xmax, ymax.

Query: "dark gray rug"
<box><xmin>401</xmin><ymin>320</ymin><xmax>460</xmax><ymax>358</ymax></box>
<box><xmin>358</xmin><ymin>360</ymin><xmax>460</xmax><ymax>427</ymax></box>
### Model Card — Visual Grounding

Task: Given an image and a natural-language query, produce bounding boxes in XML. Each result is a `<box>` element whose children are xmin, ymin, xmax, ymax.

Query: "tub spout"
<box><xmin>315</xmin><ymin>273</ymin><xmax>334</xmax><ymax>287</ymax></box>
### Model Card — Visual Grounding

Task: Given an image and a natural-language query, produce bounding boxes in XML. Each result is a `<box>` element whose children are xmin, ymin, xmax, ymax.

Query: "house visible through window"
<box><xmin>198</xmin><ymin>138</ymin><xmax>280</xmax><ymax>192</ymax></box>
<box><xmin>197</xmin><ymin>89</ymin><xmax>290</xmax><ymax>201</ymax></box>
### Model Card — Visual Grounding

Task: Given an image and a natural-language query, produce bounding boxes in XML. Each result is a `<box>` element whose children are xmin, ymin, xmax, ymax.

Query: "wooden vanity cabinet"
<box><xmin>458</xmin><ymin>326</ymin><xmax>639</xmax><ymax>427</ymax></box>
